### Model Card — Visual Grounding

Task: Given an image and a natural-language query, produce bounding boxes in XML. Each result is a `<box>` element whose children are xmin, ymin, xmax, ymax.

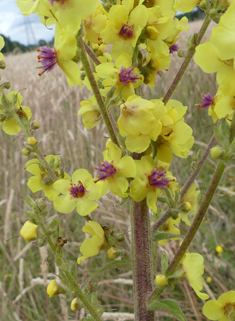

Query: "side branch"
<box><xmin>163</xmin><ymin>15</ymin><xmax>211</xmax><ymax>104</ymax></box>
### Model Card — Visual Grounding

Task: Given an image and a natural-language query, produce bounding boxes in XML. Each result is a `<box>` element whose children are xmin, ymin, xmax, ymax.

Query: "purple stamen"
<box><xmin>94</xmin><ymin>160</ymin><xmax>116</xmax><ymax>182</ymax></box>
<box><xmin>148</xmin><ymin>168</ymin><xmax>169</xmax><ymax>189</ymax></box>
<box><xmin>198</xmin><ymin>93</ymin><xmax>214</xmax><ymax>109</ymax></box>
<box><xmin>119</xmin><ymin>22</ymin><xmax>133</xmax><ymax>39</ymax></box>
<box><xmin>37</xmin><ymin>46</ymin><xmax>58</xmax><ymax>76</ymax></box>
<box><xmin>69</xmin><ymin>181</ymin><xmax>86</xmax><ymax>198</ymax></box>
<box><xmin>169</xmin><ymin>43</ymin><xmax>179</xmax><ymax>54</ymax></box>
<box><xmin>119</xmin><ymin>66</ymin><xmax>141</xmax><ymax>86</ymax></box>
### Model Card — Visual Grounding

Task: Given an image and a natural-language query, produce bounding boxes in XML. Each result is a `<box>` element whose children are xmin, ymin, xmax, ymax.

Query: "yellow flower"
<box><xmin>216</xmin><ymin>245</ymin><xmax>223</xmax><ymax>253</ymax></box>
<box><xmin>94</xmin><ymin>142</ymin><xmax>136</xmax><ymax>198</ymax></box>
<box><xmin>77</xmin><ymin>221</ymin><xmax>107</xmax><ymax>264</ymax></box>
<box><xmin>203</xmin><ymin>291</ymin><xmax>235</xmax><ymax>321</ymax></box>
<box><xmin>194</xmin><ymin>22</ymin><xmax>235</xmax><ymax>96</ymax></box>
<box><xmin>78</xmin><ymin>96</ymin><xmax>101</xmax><ymax>129</ymax></box>
<box><xmin>0</xmin><ymin>91</ymin><xmax>31</xmax><ymax>135</ymax></box>
<box><xmin>83</xmin><ymin>3</ymin><xmax>108</xmax><ymax>44</ymax></box>
<box><xmin>117</xmin><ymin>96</ymin><xmax>166</xmax><ymax>153</ymax></box>
<box><xmin>37</xmin><ymin>26</ymin><xmax>82</xmax><ymax>87</ymax></box>
<box><xmin>26</xmin><ymin>155</ymin><xmax>70</xmax><ymax>201</ymax></box>
<box><xmin>175</xmin><ymin>0</ymin><xmax>202</xmax><ymax>13</ymax></box>
<box><xmin>20</xmin><ymin>221</ymin><xmax>38</xmax><ymax>242</ymax></box>
<box><xmin>101</xmin><ymin>0</ymin><xmax>148</xmax><ymax>59</ymax></box>
<box><xmin>53</xmin><ymin>169</ymin><xmax>100</xmax><ymax>216</ymax></box>
<box><xmin>181</xmin><ymin>253</ymin><xmax>209</xmax><ymax>300</ymax></box>
<box><xmin>95</xmin><ymin>53</ymin><xmax>143</xmax><ymax>101</ymax></box>
<box><xmin>156</xmin><ymin>100</ymin><xmax>194</xmax><ymax>163</ymax></box>
<box><xmin>130</xmin><ymin>155</ymin><xmax>175</xmax><ymax>213</ymax></box>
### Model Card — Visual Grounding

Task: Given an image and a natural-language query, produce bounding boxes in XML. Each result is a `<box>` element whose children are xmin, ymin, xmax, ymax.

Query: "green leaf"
<box><xmin>154</xmin><ymin>232</ymin><xmax>183</xmax><ymax>241</ymax></box>
<box><xmin>148</xmin><ymin>299</ymin><xmax>186</xmax><ymax>321</ymax></box>
<box><xmin>81</xmin><ymin>259</ymin><xmax>130</xmax><ymax>289</ymax></box>
<box><xmin>151</xmin><ymin>140</ymin><xmax>158</xmax><ymax>159</ymax></box>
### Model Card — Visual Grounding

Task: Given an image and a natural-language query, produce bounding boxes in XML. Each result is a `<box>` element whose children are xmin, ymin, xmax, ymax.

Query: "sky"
<box><xmin>0</xmin><ymin>0</ymin><xmax>55</xmax><ymax>45</ymax></box>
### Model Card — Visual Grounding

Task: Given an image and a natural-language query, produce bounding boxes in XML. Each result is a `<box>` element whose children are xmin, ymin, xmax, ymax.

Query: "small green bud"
<box><xmin>11</xmin><ymin>94</ymin><xmax>18</xmax><ymax>105</ymax></box>
<box><xmin>116</xmin><ymin>232</ymin><xmax>125</xmax><ymax>242</ymax></box>
<box><xmin>27</xmin><ymin>137</ymin><xmax>38</xmax><ymax>146</ymax></box>
<box><xmin>210</xmin><ymin>145</ymin><xmax>223</xmax><ymax>159</ymax></box>
<box><xmin>105</xmin><ymin>86</ymin><xmax>116</xmax><ymax>101</ymax></box>
<box><xmin>1</xmin><ymin>81</ymin><xmax>11</xmax><ymax>89</ymax></box>
<box><xmin>41</xmin><ymin>176</ymin><xmax>53</xmax><ymax>185</ymax></box>
<box><xmin>178</xmin><ymin>49</ymin><xmax>186</xmax><ymax>58</ymax></box>
<box><xmin>22</xmin><ymin>148</ymin><xmax>31</xmax><ymax>156</ymax></box>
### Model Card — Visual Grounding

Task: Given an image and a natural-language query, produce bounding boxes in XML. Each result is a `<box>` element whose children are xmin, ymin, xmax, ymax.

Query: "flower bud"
<box><xmin>20</xmin><ymin>220</ymin><xmax>38</xmax><ymax>242</ymax></box>
<box><xmin>47</xmin><ymin>280</ymin><xmax>61</xmax><ymax>298</ymax></box>
<box><xmin>155</xmin><ymin>274</ymin><xmax>168</xmax><ymax>287</ymax></box>
<box><xmin>206</xmin><ymin>277</ymin><xmax>212</xmax><ymax>283</ymax></box>
<box><xmin>71</xmin><ymin>298</ymin><xmax>82</xmax><ymax>311</ymax></box>
<box><xmin>31</xmin><ymin>121</ymin><xmax>40</xmax><ymax>130</ymax></box>
<box><xmin>216</xmin><ymin>245</ymin><xmax>223</xmax><ymax>253</ymax></box>
<box><xmin>1</xmin><ymin>81</ymin><xmax>11</xmax><ymax>89</ymax></box>
<box><xmin>107</xmin><ymin>247</ymin><xmax>118</xmax><ymax>259</ymax></box>
<box><xmin>27</xmin><ymin>137</ymin><xmax>38</xmax><ymax>146</ymax></box>
<box><xmin>22</xmin><ymin>148</ymin><xmax>31</xmax><ymax>156</ymax></box>
<box><xmin>210</xmin><ymin>146</ymin><xmax>223</xmax><ymax>159</ymax></box>
<box><xmin>180</xmin><ymin>201</ymin><xmax>191</xmax><ymax>212</ymax></box>
<box><xmin>0</xmin><ymin>60</ymin><xmax>6</xmax><ymax>69</ymax></box>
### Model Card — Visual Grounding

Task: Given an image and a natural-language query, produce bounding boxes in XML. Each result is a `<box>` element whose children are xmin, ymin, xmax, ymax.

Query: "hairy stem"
<box><xmin>130</xmin><ymin>199</ymin><xmax>155</xmax><ymax>321</ymax></box>
<box><xmin>78</xmin><ymin>37</ymin><xmax>119</xmax><ymax>146</ymax></box>
<box><xmin>82</xmin><ymin>39</ymin><xmax>101</xmax><ymax>66</ymax></box>
<box><xmin>166</xmin><ymin>160</ymin><xmax>225</xmax><ymax>276</ymax></box>
<box><xmin>163</xmin><ymin>15</ymin><xmax>211</xmax><ymax>104</ymax></box>
<box><xmin>11</xmin><ymin>110</ymin><xmax>58</xmax><ymax>182</ymax></box>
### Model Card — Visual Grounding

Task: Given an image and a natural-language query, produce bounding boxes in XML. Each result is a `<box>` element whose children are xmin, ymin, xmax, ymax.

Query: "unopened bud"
<box><xmin>20</xmin><ymin>220</ymin><xmax>38</xmax><ymax>242</ymax></box>
<box><xmin>71</xmin><ymin>298</ymin><xmax>82</xmax><ymax>311</ymax></box>
<box><xmin>107</xmin><ymin>247</ymin><xmax>118</xmax><ymax>259</ymax></box>
<box><xmin>180</xmin><ymin>201</ymin><xmax>191</xmax><ymax>212</ymax></box>
<box><xmin>47</xmin><ymin>280</ymin><xmax>61</xmax><ymax>298</ymax></box>
<box><xmin>155</xmin><ymin>274</ymin><xmax>168</xmax><ymax>287</ymax></box>
<box><xmin>31</xmin><ymin>121</ymin><xmax>40</xmax><ymax>130</ymax></box>
<box><xmin>1</xmin><ymin>81</ymin><xmax>11</xmax><ymax>89</ymax></box>
<box><xmin>210</xmin><ymin>146</ymin><xmax>223</xmax><ymax>159</ymax></box>
<box><xmin>27</xmin><ymin>137</ymin><xmax>38</xmax><ymax>146</ymax></box>
<box><xmin>22</xmin><ymin>148</ymin><xmax>31</xmax><ymax>156</ymax></box>
<box><xmin>0</xmin><ymin>60</ymin><xmax>6</xmax><ymax>69</ymax></box>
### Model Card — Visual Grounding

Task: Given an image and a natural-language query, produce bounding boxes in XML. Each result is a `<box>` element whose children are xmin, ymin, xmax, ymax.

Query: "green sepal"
<box><xmin>47</xmin><ymin>217</ymin><xmax>60</xmax><ymax>231</ymax></box>
<box><xmin>151</xmin><ymin>140</ymin><xmax>158</xmax><ymax>159</ymax></box>
<box><xmin>148</xmin><ymin>299</ymin><xmax>186</xmax><ymax>321</ymax></box>
<box><xmin>220</xmin><ymin>119</ymin><xmax>230</xmax><ymax>150</ymax></box>
<box><xmin>161</xmin><ymin>252</ymin><xmax>168</xmax><ymax>274</ymax></box>
<box><xmin>81</xmin><ymin>259</ymin><xmax>130</xmax><ymax>289</ymax></box>
<box><xmin>24</xmin><ymin>196</ymin><xmax>35</xmax><ymax>208</ymax></box>
<box><xmin>154</xmin><ymin>232</ymin><xmax>183</xmax><ymax>241</ymax></box>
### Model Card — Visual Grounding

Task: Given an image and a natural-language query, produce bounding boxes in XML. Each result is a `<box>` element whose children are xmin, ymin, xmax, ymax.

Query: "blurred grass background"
<box><xmin>1</xmin><ymin>20</ymin><xmax>235</xmax><ymax>321</ymax></box>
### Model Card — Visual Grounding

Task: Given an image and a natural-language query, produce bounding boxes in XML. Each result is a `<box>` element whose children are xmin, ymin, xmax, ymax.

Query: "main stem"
<box><xmin>130</xmin><ymin>199</ymin><xmax>155</xmax><ymax>321</ymax></box>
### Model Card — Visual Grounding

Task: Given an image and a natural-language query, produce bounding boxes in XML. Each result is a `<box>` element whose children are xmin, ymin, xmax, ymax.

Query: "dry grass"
<box><xmin>1</xmin><ymin>19</ymin><xmax>235</xmax><ymax>321</ymax></box>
